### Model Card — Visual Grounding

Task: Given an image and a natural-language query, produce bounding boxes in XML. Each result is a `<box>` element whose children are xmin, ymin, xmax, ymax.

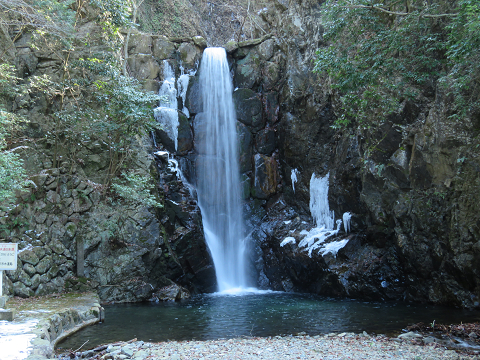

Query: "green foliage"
<box><xmin>94</xmin><ymin>169</ymin><xmax>162</xmax><ymax>242</ymax></box>
<box><xmin>0</xmin><ymin>65</ymin><xmax>28</xmax><ymax>208</ymax></box>
<box><xmin>111</xmin><ymin>170</ymin><xmax>162</xmax><ymax>208</ymax></box>
<box><xmin>315</xmin><ymin>0</ymin><xmax>479</xmax><ymax>129</ymax></box>
<box><xmin>73</xmin><ymin>57</ymin><xmax>159</xmax><ymax>184</ymax></box>
<box><xmin>90</xmin><ymin>0</ymin><xmax>131</xmax><ymax>35</ymax></box>
<box><xmin>0</xmin><ymin>0</ymin><xmax>76</xmax><ymax>38</ymax></box>
<box><xmin>443</xmin><ymin>0</ymin><xmax>480</xmax><ymax>118</ymax></box>
<box><xmin>28</xmin><ymin>56</ymin><xmax>159</xmax><ymax>184</ymax></box>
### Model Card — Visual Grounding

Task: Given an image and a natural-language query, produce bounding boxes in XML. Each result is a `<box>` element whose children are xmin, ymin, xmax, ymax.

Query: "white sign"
<box><xmin>0</xmin><ymin>243</ymin><xmax>18</xmax><ymax>270</ymax></box>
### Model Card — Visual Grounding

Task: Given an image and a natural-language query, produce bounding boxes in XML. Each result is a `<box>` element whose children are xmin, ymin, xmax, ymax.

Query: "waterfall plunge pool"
<box><xmin>57</xmin><ymin>292</ymin><xmax>480</xmax><ymax>351</ymax></box>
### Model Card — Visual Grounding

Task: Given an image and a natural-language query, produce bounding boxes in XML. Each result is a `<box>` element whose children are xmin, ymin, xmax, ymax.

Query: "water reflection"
<box><xmin>57</xmin><ymin>293</ymin><xmax>480</xmax><ymax>351</ymax></box>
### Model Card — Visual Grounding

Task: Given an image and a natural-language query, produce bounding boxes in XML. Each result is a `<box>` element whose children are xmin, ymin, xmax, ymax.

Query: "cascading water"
<box><xmin>195</xmin><ymin>47</ymin><xmax>248</xmax><ymax>292</ymax></box>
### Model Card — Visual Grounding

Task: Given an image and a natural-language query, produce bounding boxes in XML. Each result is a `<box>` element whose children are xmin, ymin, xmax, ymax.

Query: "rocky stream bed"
<box><xmin>59</xmin><ymin>332</ymin><xmax>480</xmax><ymax>360</ymax></box>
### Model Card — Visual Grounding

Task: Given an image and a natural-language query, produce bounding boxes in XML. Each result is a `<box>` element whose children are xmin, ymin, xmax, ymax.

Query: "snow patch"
<box><xmin>0</xmin><ymin>319</ymin><xmax>38</xmax><ymax>360</ymax></box>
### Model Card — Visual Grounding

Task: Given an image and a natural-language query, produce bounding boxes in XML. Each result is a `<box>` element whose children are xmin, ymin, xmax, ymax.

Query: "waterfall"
<box><xmin>195</xmin><ymin>47</ymin><xmax>248</xmax><ymax>292</ymax></box>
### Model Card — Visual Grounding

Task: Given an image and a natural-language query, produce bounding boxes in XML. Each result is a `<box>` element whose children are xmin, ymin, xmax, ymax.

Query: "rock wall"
<box><xmin>2</xmin><ymin>0</ymin><xmax>479</xmax><ymax>309</ymax></box>
<box><xmin>125</xmin><ymin>0</ymin><xmax>480</xmax><ymax>307</ymax></box>
<box><xmin>0</xmin><ymin>12</ymin><xmax>214</xmax><ymax>302</ymax></box>
<box><xmin>221</xmin><ymin>0</ymin><xmax>480</xmax><ymax>308</ymax></box>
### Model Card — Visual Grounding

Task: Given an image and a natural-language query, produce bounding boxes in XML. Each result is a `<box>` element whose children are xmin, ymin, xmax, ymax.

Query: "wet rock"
<box><xmin>185</xmin><ymin>76</ymin><xmax>202</xmax><ymax>115</ymax></box>
<box><xmin>252</xmin><ymin>154</ymin><xmax>278</xmax><ymax>199</ymax></box>
<box><xmin>233</xmin><ymin>89</ymin><xmax>264</xmax><ymax>131</ymax></box>
<box><xmin>255</xmin><ymin>128</ymin><xmax>276</xmax><ymax>155</ymax></box>
<box><xmin>237</xmin><ymin>122</ymin><xmax>253</xmax><ymax>173</ymax></box>
<box><xmin>240</xmin><ymin>174</ymin><xmax>251</xmax><ymax>199</ymax></box>
<box><xmin>177</xmin><ymin>112</ymin><xmax>193</xmax><ymax>154</ymax></box>
<box><xmin>154</xmin><ymin>284</ymin><xmax>190</xmax><ymax>301</ymax></box>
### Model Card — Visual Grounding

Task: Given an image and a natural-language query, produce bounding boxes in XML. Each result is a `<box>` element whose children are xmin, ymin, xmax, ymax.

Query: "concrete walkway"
<box><xmin>0</xmin><ymin>292</ymin><xmax>103</xmax><ymax>360</ymax></box>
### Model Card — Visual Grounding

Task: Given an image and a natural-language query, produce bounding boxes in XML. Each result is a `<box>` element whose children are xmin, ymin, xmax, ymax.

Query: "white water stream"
<box><xmin>195</xmin><ymin>48</ymin><xmax>248</xmax><ymax>292</ymax></box>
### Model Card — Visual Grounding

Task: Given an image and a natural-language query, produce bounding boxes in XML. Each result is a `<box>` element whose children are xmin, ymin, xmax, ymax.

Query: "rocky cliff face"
<box><xmin>152</xmin><ymin>0</ymin><xmax>479</xmax><ymax>308</ymax></box>
<box><xmin>0</xmin><ymin>9</ymin><xmax>215</xmax><ymax>302</ymax></box>
<box><xmin>2</xmin><ymin>0</ymin><xmax>479</xmax><ymax>309</ymax></box>
<box><xmin>222</xmin><ymin>0</ymin><xmax>480</xmax><ymax>308</ymax></box>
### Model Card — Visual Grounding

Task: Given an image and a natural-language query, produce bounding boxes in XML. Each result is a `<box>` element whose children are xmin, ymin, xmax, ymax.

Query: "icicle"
<box><xmin>343</xmin><ymin>212</ymin><xmax>352</xmax><ymax>233</ymax></box>
<box><xmin>309</xmin><ymin>173</ymin><xmax>334</xmax><ymax>229</ymax></box>
<box><xmin>154</xmin><ymin>61</ymin><xmax>179</xmax><ymax>151</ymax></box>
<box><xmin>291</xmin><ymin>168</ymin><xmax>299</xmax><ymax>193</ymax></box>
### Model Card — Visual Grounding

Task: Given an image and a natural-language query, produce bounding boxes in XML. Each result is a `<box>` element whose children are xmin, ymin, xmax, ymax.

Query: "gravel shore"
<box><xmin>69</xmin><ymin>333</ymin><xmax>480</xmax><ymax>360</ymax></box>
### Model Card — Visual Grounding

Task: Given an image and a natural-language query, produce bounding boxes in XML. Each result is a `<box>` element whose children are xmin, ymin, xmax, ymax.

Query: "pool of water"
<box><xmin>57</xmin><ymin>291</ymin><xmax>480</xmax><ymax>351</ymax></box>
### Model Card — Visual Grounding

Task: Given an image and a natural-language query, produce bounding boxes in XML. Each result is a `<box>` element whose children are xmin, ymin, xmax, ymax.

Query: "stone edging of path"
<box><xmin>4</xmin><ymin>292</ymin><xmax>104</xmax><ymax>360</ymax></box>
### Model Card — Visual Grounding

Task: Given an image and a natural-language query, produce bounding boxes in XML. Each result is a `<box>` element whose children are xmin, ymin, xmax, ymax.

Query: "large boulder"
<box><xmin>234</xmin><ymin>51</ymin><xmax>262</xmax><ymax>89</ymax></box>
<box><xmin>185</xmin><ymin>75</ymin><xmax>202</xmax><ymax>115</ymax></box>
<box><xmin>128</xmin><ymin>33</ymin><xmax>152</xmax><ymax>55</ymax></box>
<box><xmin>154</xmin><ymin>110</ymin><xmax>192</xmax><ymax>154</ymax></box>
<box><xmin>154</xmin><ymin>284</ymin><xmax>190</xmax><ymax>301</ymax></box>
<box><xmin>233</xmin><ymin>89</ymin><xmax>264</xmax><ymax>131</ymax></box>
<box><xmin>255</xmin><ymin>128</ymin><xmax>276</xmax><ymax>155</ymax></box>
<box><xmin>127</xmin><ymin>54</ymin><xmax>160</xmax><ymax>80</ymax></box>
<box><xmin>178</xmin><ymin>42</ymin><xmax>201</xmax><ymax>69</ymax></box>
<box><xmin>153</xmin><ymin>36</ymin><xmax>176</xmax><ymax>61</ymax></box>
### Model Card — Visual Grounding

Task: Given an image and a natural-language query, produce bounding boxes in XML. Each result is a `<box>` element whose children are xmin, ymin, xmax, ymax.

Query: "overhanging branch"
<box><xmin>342</xmin><ymin>4</ymin><xmax>458</xmax><ymax>18</ymax></box>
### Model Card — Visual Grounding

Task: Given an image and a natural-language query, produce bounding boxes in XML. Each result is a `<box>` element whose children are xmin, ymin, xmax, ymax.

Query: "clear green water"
<box><xmin>57</xmin><ymin>292</ymin><xmax>480</xmax><ymax>351</ymax></box>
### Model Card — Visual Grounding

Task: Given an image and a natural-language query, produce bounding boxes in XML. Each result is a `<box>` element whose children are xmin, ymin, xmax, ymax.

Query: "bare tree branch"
<box><xmin>0</xmin><ymin>0</ymin><xmax>72</xmax><ymax>37</ymax></box>
<box><xmin>342</xmin><ymin>4</ymin><xmax>458</xmax><ymax>18</ymax></box>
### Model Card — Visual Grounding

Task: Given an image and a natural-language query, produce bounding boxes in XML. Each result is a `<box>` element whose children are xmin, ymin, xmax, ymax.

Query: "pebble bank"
<box><xmin>66</xmin><ymin>333</ymin><xmax>480</xmax><ymax>360</ymax></box>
